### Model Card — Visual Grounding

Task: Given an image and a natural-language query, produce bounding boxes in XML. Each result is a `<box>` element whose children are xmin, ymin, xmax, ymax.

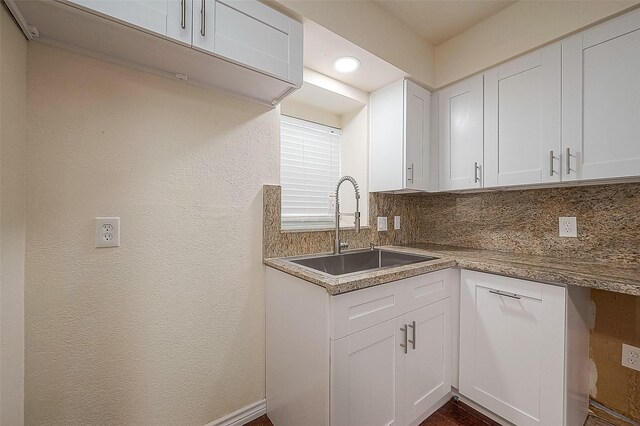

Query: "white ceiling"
<box><xmin>298</xmin><ymin>1</ymin><xmax>518</xmax><ymax>113</ymax></box>
<box><xmin>372</xmin><ymin>0</ymin><xmax>516</xmax><ymax>46</ymax></box>
<box><xmin>303</xmin><ymin>19</ymin><xmax>407</xmax><ymax>93</ymax></box>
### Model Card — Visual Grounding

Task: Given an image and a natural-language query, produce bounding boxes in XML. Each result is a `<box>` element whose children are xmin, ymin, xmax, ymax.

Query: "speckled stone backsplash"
<box><xmin>264</xmin><ymin>182</ymin><xmax>640</xmax><ymax>265</ymax></box>
<box><xmin>416</xmin><ymin>182</ymin><xmax>640</xmax><ymax>266</ymax></box>
<box><xmin>263</xmin><ymin>185</ymin><xmax>424</xmax><ymax>259</ymax></box>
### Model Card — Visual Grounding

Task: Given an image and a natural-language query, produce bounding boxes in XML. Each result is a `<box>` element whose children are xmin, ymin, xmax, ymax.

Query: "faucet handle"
<box><xmin>370</xmin><ymin>242</ymin><xmax>375</xmax><ymax>251</ymax></box>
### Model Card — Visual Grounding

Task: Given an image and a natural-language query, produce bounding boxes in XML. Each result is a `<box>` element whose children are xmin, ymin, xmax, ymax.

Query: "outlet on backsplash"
<box><xmin>377</xmin><ymin>217</ymin><xmax>388</xmax><ymax>232</ymax></box>
<box><xmin>559</xmin><ymin>217</ymin><xmax>578</xmax><ymax>238</ymax></box>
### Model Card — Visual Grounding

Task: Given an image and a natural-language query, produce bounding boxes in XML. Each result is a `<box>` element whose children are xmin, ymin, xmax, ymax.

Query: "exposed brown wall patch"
<box><xmin>591</xmin><ymin>290</ymin><xmax>640</xmax><ymax>421</ymax></box>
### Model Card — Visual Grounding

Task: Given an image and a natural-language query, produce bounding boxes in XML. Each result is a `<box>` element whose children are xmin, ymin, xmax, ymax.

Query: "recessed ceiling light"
<box><xmin>334</xmin><ymin>56</ymin><xmax>360</xmax><ymax>73</ymax></box>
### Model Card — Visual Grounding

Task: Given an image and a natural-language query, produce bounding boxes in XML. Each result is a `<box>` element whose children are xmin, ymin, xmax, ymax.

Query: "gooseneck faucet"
<box><xmin>334</xmin><ymin>176</ymin><xmax>361</xmax><ymax>254</ymax></box>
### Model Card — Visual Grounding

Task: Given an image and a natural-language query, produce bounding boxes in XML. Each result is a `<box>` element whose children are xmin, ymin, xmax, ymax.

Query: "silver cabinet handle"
<box><xmin>549</xmin><ymin>150</ymin><xmax>555</xmax><ymax>176</ymax></box>
<box><xmin>180</xmin><ymin>0</ymin><xmax>186</xmax><ymax>29</ymax></box>
<box><xmin>474</xmin><ymin>162</ymin><xmax>480</xmax><ymax>183</ymax></box>
<box><xmin>489</xmin><ymin>289</ymin><xmax>521</xmax><ymax>300</ymax></box>
<box><xmin>407</xmin><ymin>320</ymin><xmax>416</xmax><ymax>350</ymax></box>
<box><xmin>407</xmin><ymin>163</ymin><xmax>414</xmax><ymax>184</ymax></box>
<box><xmin>400</xmin><ymin>324</ymin><xmax>408</xmax><ymax>354</ymax></box>
<box><xmin>566</xmin><ymin>148</ymin><xmax>571</xmax><ymax>175</ymax></box>
<box><xmin>200</xmin><ymin>0</ymin><xmax>206</xmax><ymax>36</ymax></box>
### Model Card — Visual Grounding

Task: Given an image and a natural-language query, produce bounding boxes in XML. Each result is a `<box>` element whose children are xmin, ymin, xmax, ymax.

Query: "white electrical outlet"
<box><xmin>95</xmin><ymin>217</ymin><xmax>120</xmax><ymax>248</ymax></box>
<box><xmin>394</xmin><ymin>216</ymin><xmax>401</xmax><ymax>230</ymax></box>
<box><xmin>377</xmin><ymin>217</ymin><xmax>388</xmax><ymax>232</ymax></box>
<box><xmin>559</xmin><ymin>217</ymin><xmax>577</xmax><ymax>238</ymax></box>
<box><xmin>622</xmin><ymin>343</ymin><xmax>640</xmax><ymax>372</ymax></box>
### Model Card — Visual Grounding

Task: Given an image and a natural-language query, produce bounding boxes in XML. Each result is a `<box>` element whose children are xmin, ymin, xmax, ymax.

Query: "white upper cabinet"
<box><xmin>10</xmin><ymin>0</ymin><xmax>302</xmax><ymax>106</ymax></box>
<box><xmin>370</xmin><ymin>79</ymin><xmax>432</xmax><ymax>192</ymax></box>
<box><xmin>562</xmin><ymin>9</ymin><xmax>640</xmax><ymax>182</ymax></box>
<box><xmin>484</xmin><ymin>45</ymin><xmax>561</xmax><ymax>187</ymax></box>
<box><xmin>438</xmin><ymin>75</ymin><xmax>484</xmax><ymax>191</ymax></box>
<box><xmin>193</xmin><ymin>0</ymin><xmax>302</xmax><ymax>84</ymax></box>
<box><xmin>67</xmin><ymin>0</ymin><xmax>173</xmax><ymax>37</ymax></box>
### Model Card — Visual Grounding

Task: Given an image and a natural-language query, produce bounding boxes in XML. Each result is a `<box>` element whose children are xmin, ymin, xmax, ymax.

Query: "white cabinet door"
<box><xmin>331</xmin><ymin>317</ymin><xmax>405</xmax><ymax>426</ymax></box>
<box><xmin>438</xmin><ymin>75</ymin><xmax>484</xmax><ymax>190</ymax></box>
<box><xmin>370</xmin><ymin>79</ymin><xmax>432</xmax><ymax>192</ymax></box>
<box><xmin>68</xmin><ymin>0</ymin><xmax>170</xmax><ymax>38</ymax></box>
<box><xmin>459</xmin><ymin>270</ymin><xmax>566</xmax><ymax>426</ymax></box>
<box><xmin>484</xmin><ymin>45</ymin><xmax>561</xmax><ymax>187</ymax></box>
<box><xmin>166</xmin><ymin>0</ymin><xmax>192</xmax><ymax>44</ymax></box>
<box><xmin>404</xmin><ymin>298</ymin><xmax>451</xmax><ymax>425</ymax></box>
<box><xmin>68</xmin><ymin>0</ymin><xmax>191</xmax><ymax>45</ymax></box>
<box><xmin>405</xmin><ymin>80</ymin><xmax>431</xmax><ymax>191</ymax></box>
<box><xmin>563</xmin><ymin>9</ymin><xmax>640</xmax><ymax>182</ymax></box>
<box><xmin>192</xmin><ymin>0</ymin><xmax>216</xmax><ymax>54</ymax></box>
<box><xmin>193</xmin><ymin>0</ymin><xmax>302</xmax><ymax>84</ymax></box>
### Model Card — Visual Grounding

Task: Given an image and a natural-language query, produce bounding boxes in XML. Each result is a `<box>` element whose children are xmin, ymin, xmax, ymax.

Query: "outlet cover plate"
<box><xmin>377</xmin><ymin>217</ymin><xmax>388</xmax><ymax>232</ymax></box>
<box><xmin>622</xmin><ymin>343</ymin><xmax>640</xmax><ymax>371</ymax></box>
<box><xmin>95</xmin><ymin>217</ymin><xmax>120</xmax><ymax>248</ymax></box>
<box><xmin>394</xmin><ymin>216</ymin><xmax>401</xmax><ymax>230</ymax></box>
<box><xmin>559</xmin><ymin>217</ymin><xmax>577</xmax><ymax>238</ymax></box>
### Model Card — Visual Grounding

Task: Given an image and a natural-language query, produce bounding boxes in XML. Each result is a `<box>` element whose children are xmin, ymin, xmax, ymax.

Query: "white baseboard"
<box><xmin>451</xmin><ymin>391</ymin><xmax>513</xmax><ymax>426</ymax></box>
<box><xmin>205</xmin><ymin>399</ymin><xmax>267</xmax><ymax>426</ymax></box>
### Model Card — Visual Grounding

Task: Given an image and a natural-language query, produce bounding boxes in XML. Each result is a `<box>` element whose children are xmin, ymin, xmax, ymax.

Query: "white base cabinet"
<box><xmin>266</xmin><ymin>267</ymin><xmax>454</xmax><ymax>426</ymax></box>
<box><xmin>459</xmin><ymin>270</ymin><xmax>590</xmax><ymax>426</ymax></box>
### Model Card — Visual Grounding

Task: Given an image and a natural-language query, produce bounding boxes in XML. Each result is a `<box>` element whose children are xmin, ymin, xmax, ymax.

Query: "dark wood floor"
<box><xmin>420</xmin><ymin>399</ymin><xmax>499</xmax><ymax>425</ymax></box>
<box><xmin>245</xmin><ymin>399</ymin><xmax>500</xmax><ymax>426</ymax></box>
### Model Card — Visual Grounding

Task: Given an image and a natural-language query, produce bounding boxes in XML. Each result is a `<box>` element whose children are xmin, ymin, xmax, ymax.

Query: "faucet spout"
<box><xmin>334</xmin><ymin>176</ymin><xmax>361</xmax><ymax>254</ymax></box>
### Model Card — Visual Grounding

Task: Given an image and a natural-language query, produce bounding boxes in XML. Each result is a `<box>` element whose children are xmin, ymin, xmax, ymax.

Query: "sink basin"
<box><xmin>289</xmin><ymin>249</ymin><xmax>438</xmax><ymax>276</ymax></box>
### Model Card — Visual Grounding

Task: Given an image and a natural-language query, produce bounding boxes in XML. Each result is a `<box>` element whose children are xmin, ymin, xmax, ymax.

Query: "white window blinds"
<box><xmin>280</xmin><ymin>115</ymin><xmax>341</xmax><ymax>230</ymax></box>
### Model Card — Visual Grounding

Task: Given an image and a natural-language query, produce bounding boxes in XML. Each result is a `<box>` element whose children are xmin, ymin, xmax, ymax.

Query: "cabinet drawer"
<box><xmin>330</xmin><ymin>281</ymin><xmax>403</xmax><ymax>340</ymax></box>
<box><xmin>474</xmin><ymin>270</ymin><xmax>543</xmax><ymax>300</ymax></box>
<box><xmin>402</xmin><ymin>269</ymin><xmax>451</xmax><ymax>313</ymax></box>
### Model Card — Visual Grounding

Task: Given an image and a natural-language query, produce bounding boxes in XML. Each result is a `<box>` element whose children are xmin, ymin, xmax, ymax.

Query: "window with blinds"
<box><xmin>280</xmin><ymin>115</ymin><xmax>341</xmax><ymax>230</ymax></box>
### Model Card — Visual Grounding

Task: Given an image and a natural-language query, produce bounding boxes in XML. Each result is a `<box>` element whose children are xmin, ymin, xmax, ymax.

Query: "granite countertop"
<box><xmin>264</xmin><ymin>243</ymin><xmax>640</xmax><ymax>296</ymax></box>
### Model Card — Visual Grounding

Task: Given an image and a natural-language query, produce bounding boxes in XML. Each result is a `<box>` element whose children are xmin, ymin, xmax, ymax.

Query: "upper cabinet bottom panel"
<box><xmin>8</xmin><ymin>0</ymin><xmax>301</xmax><ymax>106</ymax></box>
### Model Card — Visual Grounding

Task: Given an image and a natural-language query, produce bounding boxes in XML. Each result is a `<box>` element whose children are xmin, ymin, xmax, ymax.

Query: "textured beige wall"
<box><xmin>25</xmin><ymin>43</ymin><xmax>279</xmax><ymax>425</ymax></box>
<box><xmin>0</xmin><ymin>6</ymin><xmax>27</xmax><ymax>426</ymax></box>
<box><xmin>276</xmin><ymin>0</ymin><xmax>435</xmax><ymax>86</ymax></box>
<box><xmin>339</xmin><ymin>106</ymin><xmax>368</xmax><ymax>227</ymax></box>
<box><xmin>435</xmin><ymin>1</ymin><xmax>639</xmax><ymax>87</ymax></box>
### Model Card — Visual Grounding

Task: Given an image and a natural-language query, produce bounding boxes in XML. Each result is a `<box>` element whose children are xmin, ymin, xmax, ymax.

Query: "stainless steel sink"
<box><xmin>289</xmin><ymin>249</ymin><xmax>438</xmax><ymax>276</ymax></box>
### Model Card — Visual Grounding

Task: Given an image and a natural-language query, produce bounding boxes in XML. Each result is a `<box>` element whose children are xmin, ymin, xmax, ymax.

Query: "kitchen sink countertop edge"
<box><xmin>264</xmin><ymin>243</ymin><xmax>640</xmax><ymax>296</ymax></box>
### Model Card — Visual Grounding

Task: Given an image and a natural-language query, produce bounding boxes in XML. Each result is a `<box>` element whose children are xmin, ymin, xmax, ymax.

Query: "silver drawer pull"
<box><xmin>400</xmin><ymin>324</ymin><xmax>408</xmax><ymax>354</ymax></box>
<box><xmin>489</xmin><ymin>289</ymin><xmax>521</xmax><ymax>300</ymax></box>
<box><xmin>200</xmin><ymin>0</ymin><xmax>206</xmax><ymax>36</ymax></box>
<box><xmin>180</xmin><ymin>0</ymin><xmax>186</xmax><ymax>29</ymax></box>
<box><xmin>407</xmin><ymin>320</ymin><xmax>416</xmax><ymax>350</ymax></box>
